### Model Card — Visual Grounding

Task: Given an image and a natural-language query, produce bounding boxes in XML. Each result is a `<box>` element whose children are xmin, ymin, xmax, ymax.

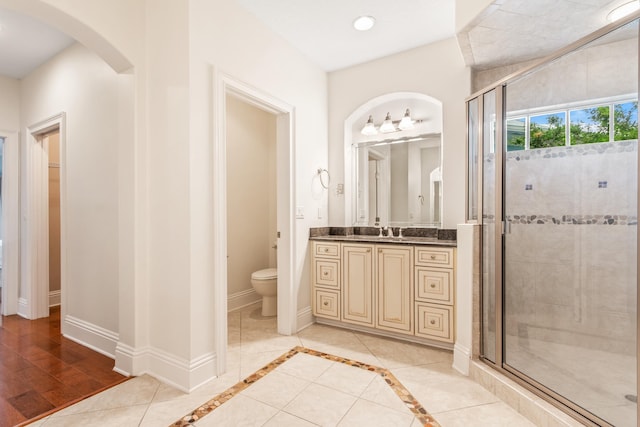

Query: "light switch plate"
<box><xmin>296</xmin><ymin>206</ymin><xmax>304</xmax><ymax>219</ymax></box>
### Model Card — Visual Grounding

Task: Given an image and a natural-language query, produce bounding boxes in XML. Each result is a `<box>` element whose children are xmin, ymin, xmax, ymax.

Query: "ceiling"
<box><xmin>458</xmin><ymin>0</ymin><xmax>635</xmax><ymax>70</ymax></box>
<box><xmin>0</xmin><ymin>7</ymin><xmax>74</xmax><ymax>79</ymax></box>
<box><xmin>0</xmin><ymin>0</ymin><xmax>635</xmax><ymax>80</ymax></box>
<box><xmin>235</xmin><ymin>0</ymin><xmax>456</xmax><ymax>72</ymax></box>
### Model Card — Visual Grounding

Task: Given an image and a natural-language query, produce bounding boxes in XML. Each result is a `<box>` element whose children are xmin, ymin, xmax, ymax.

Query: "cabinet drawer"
<box><xmin>415</xmin><ymin>247</ymin><xmax>454</xmax><ymax>268</ymax></box>
<box><xmin>314</xmin><ymin>259</ymin><xmax>340</xmax><ymax>289</ymax></box>
<box><xmin>415</xmin><ymin>267</ymin><xmax>453</xmax><ymax>304</ymax></box>
<box><xmin>415</xmin><ymin>303</ymin><xmax>454</xmax><ymax>343</ymax></box>
<box><xmin>314</xmin><ymin>289</ymin><xmax>340</xmax><ymax>319</ymax></box>
<box><xmin>314</xmin><ymin>241</ymin><xmax>340</xmax><ymax>258</ymax></box>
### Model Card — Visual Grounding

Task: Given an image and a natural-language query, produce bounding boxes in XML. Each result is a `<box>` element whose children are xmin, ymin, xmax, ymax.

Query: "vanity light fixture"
<box><xmin>361</xmin><ymin>110</ymin><xmax>423</xmax><ymax>135</ymax></box>
<box><xmin>398</xmin><ymin>109</ymin><xmax>414</xmax><ymax>130</ymax></box>
<box><xmin>361</xmin><ymin>115</ymin><xmax>378</xmax><ymax>135</ymax></box>
<box><xmin>607</xmin><ymin>1</ymin><xmax>639</xmax><ymax>22</ymax></box>
<box><xmin>353</xmin><ymin>15</ymin><xmax>376</xmax><ymax>31</ymax></box>
<box><xmin>379</xmin><ymin>112</ymin><xmax>396</xmax><ymax>133</ymax></box>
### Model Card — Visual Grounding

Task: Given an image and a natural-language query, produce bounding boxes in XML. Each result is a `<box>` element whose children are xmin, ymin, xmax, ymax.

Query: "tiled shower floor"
<box><xmin>27</xmin><ymin>303</ymin><xmax>535</xmax><ymax>426</ymax></box>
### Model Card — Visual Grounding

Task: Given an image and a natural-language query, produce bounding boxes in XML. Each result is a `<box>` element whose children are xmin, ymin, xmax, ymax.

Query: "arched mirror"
<box><xmin>344</xmin><ymin>92</ymin><xmax>443</xmax><ymax>227</ymax></box>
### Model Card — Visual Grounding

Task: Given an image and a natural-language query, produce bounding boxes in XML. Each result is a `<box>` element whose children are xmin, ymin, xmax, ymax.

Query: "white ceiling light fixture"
<box><xmin>607</xmin><ymin>1</ymin><xmax>640</xmax><ymax>22</ymax></box>
<box><xmin>379</xmin><ymin>112</ymin><xmax>396</xmax><ymax>133</ymax></box>
<box><xmin>361</xmin><ymin>115</ymin><xmax>378</xmax><ymax>136</ymax></box>
<box><xmin>398</xmin><ymin>109</ymin><xmax>414</xmax><ymax>130</ymax></box>
<box><xmin>353</xmin><ymin>15</ymin><xmax>375</xmax><ymax>31</ymax></box>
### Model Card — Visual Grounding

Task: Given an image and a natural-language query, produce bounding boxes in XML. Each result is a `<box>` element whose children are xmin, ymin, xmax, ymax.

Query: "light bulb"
<box><xmin>398</xmin><ymin>109</ymin><xmax>414</xmax><ymax>130</ymax></box>
<box><xmin>361</xmin><ymin>115</ymin><xmax>378</xmax><ymax>136</ymax></box>
<box><xmin>379</xmin><ymin>113</ymin><xmax>396</xmax><ymax>133</ymax></box>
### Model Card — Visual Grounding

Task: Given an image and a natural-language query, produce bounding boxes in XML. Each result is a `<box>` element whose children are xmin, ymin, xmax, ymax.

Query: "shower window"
<box><xmin>615</xmin><ymin>101</ymin><xmax>639</xmax><ymax>141</ymax></box>
<box><xmin>506</xmin><ymin>117</ymin><xmax>526</xmax><ymax>151</ymax></box>
<box><xmin>570</xmin><ymin>106</ymin><xmax>610</xmax><ymax>144</ymax></box>
<box><xmin>506</xmin><ymin>98</ymin><xmax>638</xmax><ymax>148</ymax></box>
<box><xmin>529</xmin><ymin>112</ymin><xmax>566</xmax><ymax>148</ymax></box>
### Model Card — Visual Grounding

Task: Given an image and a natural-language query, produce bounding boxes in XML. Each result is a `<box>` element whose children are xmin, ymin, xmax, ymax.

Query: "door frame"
<box><xmin>0</xmin><ymin>130</ymin><xmax>19</xmax><ymax>317</ymax></box>
<box><xmin>212</xmin><ymin>71</ymin><xmax>296</xmax><ymax>374</ymax></box>
<box><xmin>22</xmin><ymin>113</ymin><xmax>66</xmax><ymax>320</ymax></box>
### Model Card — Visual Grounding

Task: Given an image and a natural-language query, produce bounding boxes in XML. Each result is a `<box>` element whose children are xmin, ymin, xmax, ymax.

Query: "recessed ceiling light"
<box><xmin>353</xmin><ymin>15</ymin><xmax>375</xmax><ymax>31</ymax></box>
<box><xmin>607</xmin><ymin>1</ymin><xmax>640</xmax><ymax>22</ymax></box>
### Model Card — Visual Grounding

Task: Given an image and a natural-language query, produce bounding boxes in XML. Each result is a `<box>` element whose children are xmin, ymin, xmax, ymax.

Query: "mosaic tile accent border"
<box><xmin>170</xmin><ymin>346</ymin><xmax>440</xmax><ymax>427</ymax></box>
<box><xmin>507</xmin><ymin>140</ymin><xmax>636</xmax><ymax>162</ymax></box>
<box><xmin>483</xmin><ymin>214</ymin><xmax>637</xmax><ymax>225</ymax></box>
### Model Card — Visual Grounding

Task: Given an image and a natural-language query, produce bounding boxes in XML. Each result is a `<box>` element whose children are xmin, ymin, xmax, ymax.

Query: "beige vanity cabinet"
<box><xmin>414</xmin><ymin>247</ymin><xmax>455</xmax><ymax>343</ymax></box>
<box><xmin>312</xmin><ymin>241</ymin><xmax>341</xmax><ymax>320</ymax></box>
<box><xmin>311</xmin><ymin>239</ymin><xmax>456</xmax><ymax>348</ymax></box>
<box><xmin>342</xmin><ymin>244</ymin><xmax>374</xmax><ymax>326</ymax></box>
<box><xmin>376</xmin><ymin>246</ymin><xmax>414</xmax><ymax>335</ymax></box>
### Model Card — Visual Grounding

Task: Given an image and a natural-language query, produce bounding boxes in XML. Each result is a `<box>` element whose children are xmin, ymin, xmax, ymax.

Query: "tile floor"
<box><xmin>27</xmin><ymin>303</ymin><xmax>537</xmax><ymax>426</ymax></box>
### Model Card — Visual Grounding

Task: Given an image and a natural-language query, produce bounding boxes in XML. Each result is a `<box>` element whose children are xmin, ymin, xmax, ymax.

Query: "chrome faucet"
<box><xmin>378</xmin><ymin>226</ymin><xmax>384</xmax><ymax>237</ymax></box>
<box><xmin>386</xmin><ymin>226</ymin><xmax>394</xmax><ymax>238</ymax></box>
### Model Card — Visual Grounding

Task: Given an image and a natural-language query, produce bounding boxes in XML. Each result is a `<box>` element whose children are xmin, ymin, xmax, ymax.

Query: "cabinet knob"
<box><xmin>323</xmin><ymin>301</ymin><xmax>329</xmax><ymax>306</ymax></box>
<box><xmin>430</xmin><ymin>283</ymin><xmax>436</xmax><ymax>288</ymax></box>
<box><xmin>430</xmin><ymin>320</ymin><xmax>436</xmax><ymax>325</ymax></box>
<box><xmin>324</xmin><ymin>248</ymin><xmax>329</xmax><ymax>252</ymax></box>
<box><xmin>430</xmin><ymin>255</ymin><xmax>436</xmax><ymax>260</ymax></box>
<box><xmin>366</xmin><ymin>249</ymin><xmax>371</xmax><ymax>253</ymax></box>
<box><xmin>378</xmin><ymin>248</ymin><xmax>382</xmax><ymax>253</ymax></box>
<box><xmin>323</xmin><ymin>271</ymin><xmax>328</xmax><ymax>276</ymax></box>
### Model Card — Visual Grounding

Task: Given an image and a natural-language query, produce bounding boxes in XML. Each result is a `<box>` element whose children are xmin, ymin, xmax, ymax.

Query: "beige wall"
<box><xmin>226</xmin><ymin>95</ymin><xmax>277</xmax><ymax>297</ymax></box>
<box><xmin>20</xmin><ymin>42</ymin><xmax>122</xmax><ymax>333</ymax></box>
<box><xmin>0</xmin><ymin>75</ymin><xmax>20</xmax><ymax>131</ymax></box>
<box><xmin>328</xmin><ymin>38</ymin><xmax>471</xmax><ymax>229</ymax></box>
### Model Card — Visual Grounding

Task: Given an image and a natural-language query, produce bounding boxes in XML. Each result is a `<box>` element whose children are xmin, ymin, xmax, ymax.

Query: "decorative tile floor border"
<box><xmin>170</xmin><ymin>346</ymin><xmax>440</xmax><ymax>427</ymax></box>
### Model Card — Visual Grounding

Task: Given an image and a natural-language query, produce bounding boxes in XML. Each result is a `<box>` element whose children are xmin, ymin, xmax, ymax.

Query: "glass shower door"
<box><xmin>503</xmin><ymin>20</ymin><xmax>638</xmax><ymax>427</ymax></box>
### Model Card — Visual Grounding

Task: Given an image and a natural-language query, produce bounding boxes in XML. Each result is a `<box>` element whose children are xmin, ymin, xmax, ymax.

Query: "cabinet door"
<box><xmin>314</xmin><ymin>259</ymin><xmax>340</xmax><ymax>289</ymax></box>
<box><xmin>377</xmin><ymin>246</ymin><xmax>413</xmax><ymax>334</ymax></box>
<box><xmin>314</xmin><ymin>289</ymin><xmax>340</xmax><ymax>319</ymax></box>
<box><xmin>415</xmin><ymin>247</ymin><xmax>454</xmax><ymax>268</ymax></box>
<box><xmin>415</xmin><ymin>302</ymin><xmax>453</xmax><ymax>343</ymax></box>
<box><xmin>415</xmin><ymin>267</ymin><xmax>453</xmax><ymax>304</ymax></box>
<box><xmin>342</xmin><ymin>244</ymin><xmax>374</xmax><ymax>326</ymax></box>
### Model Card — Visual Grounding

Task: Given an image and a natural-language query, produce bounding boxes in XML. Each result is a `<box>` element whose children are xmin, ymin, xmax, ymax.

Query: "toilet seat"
<box><xmin>251</xmin><ymin>268</ymin><xmax>277</xmax><ymax>280</ymax></box>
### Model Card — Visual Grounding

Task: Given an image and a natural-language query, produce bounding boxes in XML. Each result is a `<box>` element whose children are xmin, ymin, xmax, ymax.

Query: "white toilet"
<box><xmin>250</xmin><ymin>268</ymin><xmax>277</xmax><ymax>316</ymax></box>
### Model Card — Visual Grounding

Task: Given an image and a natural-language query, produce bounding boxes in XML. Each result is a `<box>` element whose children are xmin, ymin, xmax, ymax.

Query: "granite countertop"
<box><xmin>309</xmin><ymin>227</ymin><xmax>457</xmax><ymax>247</ymax></box>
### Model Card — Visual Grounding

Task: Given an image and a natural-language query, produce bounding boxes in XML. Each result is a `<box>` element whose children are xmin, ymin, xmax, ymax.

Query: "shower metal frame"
<box><xmin>466</xmin><ymin>11</ymin><xmax>640</xmax><ymax>427</ymax></box>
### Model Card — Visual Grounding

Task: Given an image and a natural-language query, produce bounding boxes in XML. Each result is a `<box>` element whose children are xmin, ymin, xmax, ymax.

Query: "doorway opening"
<box><xmin>213</xmin><ymin>72</ymin><xmax>295</xmax><ymax>375</ymax></box>
<box><xmin>23</xmin><ymin>114</ymin><xmax>65</xmax><ymax>321</ymax></box>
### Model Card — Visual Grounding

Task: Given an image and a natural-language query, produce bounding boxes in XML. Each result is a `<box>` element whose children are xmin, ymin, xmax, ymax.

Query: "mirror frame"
<box><xmin>343</xmin><ymin>92</ymin><xmax>444</xmax><ymax>227</ymax></box>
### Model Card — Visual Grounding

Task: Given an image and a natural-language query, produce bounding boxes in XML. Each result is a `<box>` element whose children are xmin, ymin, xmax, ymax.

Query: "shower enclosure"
<box><xmin>468</xmin><ymin>14</ymin><xmax>639</xmax><ymax>427</ymax></box>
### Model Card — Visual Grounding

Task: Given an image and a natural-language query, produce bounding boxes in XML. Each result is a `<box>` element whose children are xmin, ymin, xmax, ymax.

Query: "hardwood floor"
<box><xmin>0</xmin><ymin>306</ymin><xmax>128</xmax><ymax>427</ymax></box>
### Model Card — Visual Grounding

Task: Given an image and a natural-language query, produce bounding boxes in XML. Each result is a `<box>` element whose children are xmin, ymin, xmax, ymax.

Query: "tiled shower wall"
<box><xmin>503</xmin><ymin>140</ymin><xmax>637</xmax><ymax>355</ymax></box>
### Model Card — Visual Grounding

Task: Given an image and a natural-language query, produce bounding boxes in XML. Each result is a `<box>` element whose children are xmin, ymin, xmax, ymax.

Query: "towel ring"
<box><xmin>317</xmin><ymin>168</ymin><xmax>330</xmax><ymax>189</ymax></box>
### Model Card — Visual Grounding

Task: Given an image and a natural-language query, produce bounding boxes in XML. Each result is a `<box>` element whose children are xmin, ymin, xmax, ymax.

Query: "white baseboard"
<box><xmin>49</xmin><ymin>290</ymin><xmax>61</xmax><ymax>307</ymax></box>
<box><xmin>114</xmin><ymin>342</ymin><xmax>217</xmax><ymax>393</ymax></box>
<box><xmin>228</xmin><ymin>288</ymin><xmax>260</xmax><ymax>312</ymax></box>
<box><xmin>453</xmin><ymin>342</ymin><xmax>471</xmax><ymax>375</ymax></box>
<box><xmin>63</xmin><ymin>315</ymin><xmax>119</xmax><ymax>359</ymax></box>
<box><xmin>17</xmin><ymin>298</ymin><xmax>28</xmax><ymax>318</ymax></box>
<box><xmin>296</xmin><ymin>306</ymin><xmax>313</xmax><ymax>332</ymax></box>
